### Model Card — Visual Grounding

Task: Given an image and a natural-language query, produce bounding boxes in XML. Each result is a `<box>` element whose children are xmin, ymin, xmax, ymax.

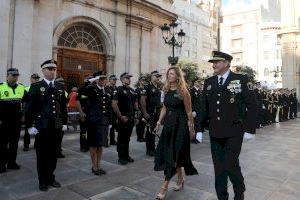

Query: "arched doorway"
<box><xmin>56</xmin><ymin>23</ymin><xmax>106</xmax><ymax>91</ymax></box>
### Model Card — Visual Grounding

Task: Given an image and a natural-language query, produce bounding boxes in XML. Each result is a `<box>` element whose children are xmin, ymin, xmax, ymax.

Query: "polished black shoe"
<box><xmin>92</xmin><ymin>168</ymin><xmax>101</xmax><ymax>175</ymax></box>
<box><xmin>57</xmin><ymin>153</ymin><xmax>65</xmax><ymax>158</ymax></box>
<box><xmin>39</xmin><ymin>182</ymin><xmax>48</xmax><ymax>191</ymax></box>
<box><xmin>110</xmin><ymin>141</ymin><xmax>117</xmax><ymax>145</ymax></box>
<box><xmin>0</xmin><ymin>166</ymin><xmax>7</xmax><ymax>173</ymax></box>
<box><xmin>103</xmin><ymin>144</ymin><xmax>109</xmax><ymax>148</ymax></box>
<box><xmin>137</xmin><ymin>138</ymin><xmax>145</xmax><ymax>142</ymax></box>
<box><xmin>146</xmin><ymin>150</ymin><xmax>155</xmax><ymax>157</ymax></box>
<box><xmin>49</xmin><ymin>180</ymin><xmax>61</xmax><ymax>188</ymax></box>
<box><xmin>118</xmin><ymin>159</ymin><xmax>128</xmax><ymax>165</ymax></box>
<box><xmin>234</xmin><ymin>193</ymin><xmax>244</xmax><ymax>200</ymax></box>
<box><xmin>23</xmin><ymin>147</ymin><xmax>29</xmax><ymax>151</ymax></box>
<box><xmin>7</xmin><ymin>162</ymin><xmax>20</xmax><ymax>170</ymax></box>
<box><xmin>98</xmin><ymin>168</ymin><xmax>107</xmax><ymax>175</ymax></box>
<box><xmin>125</xmin><ymin>156</ymin><xmax>134</xmax><ymax>163</ymax></box>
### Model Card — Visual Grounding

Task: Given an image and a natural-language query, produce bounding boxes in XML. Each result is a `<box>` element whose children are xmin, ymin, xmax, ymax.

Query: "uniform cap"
<box><xmin>41</xmin><ymin>59</ymin><xmax>57</xmax><ymax>69</ymax></box>
<box><xmin>208</xmin><ymin>51</ymin><xmax>233</xmax><ymax>63</ymax></box>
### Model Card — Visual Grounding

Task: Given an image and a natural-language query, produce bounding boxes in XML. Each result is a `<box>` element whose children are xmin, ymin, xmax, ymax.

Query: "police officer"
<box><xmin>254</xmin><ymin>82</ymin><xmax>263</xmax><ymax>128</ymax></box>
<box><xmin>196</xmin><ymin>51</ymin><xmax>257</xmax><ymax>200</ymax></box>
<box><xmin>0</xmin><ymin>68</ymin><xmax>26</xmax><ymax>173</ymax></box>
<box><xmin>290</xmin><ymin>88</ymin><xmax>298</xmax><ymax>118</ymax></box>
<box><xmin>23</xmin><ymin>73</ymin><xmax>40</xmax><ymax>151</ymax></box>
<box><xmin>271</xmin><ymin>90</ymin><xmax>279</xmax><ymax>123</ymax></box>
<box><xmin>190</xmin><ymin>77</ymin><xmax>204</xmax><ymax>143</ymax></box>
<box><xmin>283</xmin><ymin>88</ymin><xmax>290</xmax><ymax>121</ymax></box>
<box><xmin>25</xmin><ymin>60</ymin><xmax>68</xmax><ymax>191</ymax></box>
<box><xmin>112</xmin><ymin>72</ymin><xmax>137</xmax><ymax>165</ymax></box>
<box><xmin>140</xmin><ymin>70</ymin><xmax>162</xmax><ymax>156</ymax></box>
<box><xmin>107</xmin><ymin>75</ymin><xmax>118</xmax><ymax>145</ymax></box>
<box><xmin>76</xmin><ymin>75</ymin><xmax>93</xmax><ymax>152</ymax></box>
<box><xmin>78</xmin><ymin>72</ymin><xmax>110</xmax><ymax>175</ymax></box>
<box><xmin>278</xmin><ymin>88</ymin><xmax>285</xmax><ymax>122</ymax></box>
<box><xmin>55</xmin><ymin>76</ymin><xmax>68</xmax><ymax>158</ymax></box>
<box><xmin>135</xmin><ymin>75</ymin><xmax>147</xmax><ymax>142</ymax></box>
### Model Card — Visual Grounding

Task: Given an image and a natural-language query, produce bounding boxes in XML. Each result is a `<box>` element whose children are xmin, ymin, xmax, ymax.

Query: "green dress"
<box><xmin>154</xmin><ymin>89</ymin><xmax>198</xmax><ymax>180</ymax></box>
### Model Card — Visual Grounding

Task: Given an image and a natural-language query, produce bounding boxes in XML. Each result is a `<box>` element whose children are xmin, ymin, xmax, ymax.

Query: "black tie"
<box><xmin>49</xmin><ymin>82</ymin><xmax>53</xmax><ymax>88</ymax></box>
<box><xmin>219</xmin><ymin>77</ymin><xmax>224</xmax><ymax>85</ymax></box>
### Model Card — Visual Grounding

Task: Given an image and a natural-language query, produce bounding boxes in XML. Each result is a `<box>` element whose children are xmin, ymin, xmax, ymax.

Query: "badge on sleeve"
<box><xmin>247</xmin><ymin>82</ymin><xmax>253</xmax><ymax>90</ymax></box>
<box><xmin>230</xmin><ymin>97</ymin><xmax>235</xmax><ymax>103</ymax></box>
<box><xmin>40</xmin><ymin>87</ymin><xmax>45</xmax><ymax>92</ymax></box>
<box><xmin>4</xmin><ymin>91</ymin><xmax>9</xmax><ymax>96</ymax></box>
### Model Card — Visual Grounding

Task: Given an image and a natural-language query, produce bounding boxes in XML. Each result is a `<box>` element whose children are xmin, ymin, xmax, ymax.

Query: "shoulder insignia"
<box><xmin>247</xmin><ymin>82</ymin><xmax>254</xmax><ymax>90</ymax></box>
<box><xmin>207</xmin><ymin>85</ymin><xmax>212</xmax><ymax>91</ymax></box>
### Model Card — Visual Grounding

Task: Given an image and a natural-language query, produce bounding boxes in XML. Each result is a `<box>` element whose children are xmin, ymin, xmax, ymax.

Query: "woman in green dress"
<box><xmin>154</xmin><ymin>66</ymin><xmax>198</xmax><ymax>199</ymax></box>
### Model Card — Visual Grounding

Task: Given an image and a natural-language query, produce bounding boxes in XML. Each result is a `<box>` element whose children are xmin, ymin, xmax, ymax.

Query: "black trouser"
<box><xmin>23</xmin><ymin>127</ymin><xmax>30</xmax><ymax>148</ymax></box>
<box><xmin>79</xmin><ymin>119</ymin><xmax>88</xmax><ymax>149</ymax></box>
<box><xmin>283</xmin><ymin>106</ymin><xmax>289</xmax><ymax>120</ymax></box>
<box><xmin>210</xmin><ymin>135</ymin><xmax>245</xmax><ymax>200</ymax></box>
<box><xmin>272</xmin><ymin>108</ymin><xmax>277</xmax><ymax>123</ymax></box>
<box><xmin>136</xmin><ymin>114</ymin><xmax>146</xmax><ymax>140</ymax></box>
<box><xmin>0</xmin><ymin>118</ymin><xmax>21</xmax><ymax>167</ymax></box>
<box><xmin>117</xmin><ymin>119</ymin><xmax>134</xmax><ymax>159</ymax></box>
<box><xmin>145</xmin><ymin>114</ymin><xmax>158</xmax><ymax>152</ymax></box>
<box><xmin>36</xmin><ymin>128</ymin><xmax>60</xmax><ymax>184</ymax></box>
<box><xmin>279</xmin><ymin>107</ymin><xmax>284</xmax><ymax>121</ymax></box>
<box><xmin>57</xmin><ymin>130</ymin><xmax>64</xmax><ymax>155</ymax></box>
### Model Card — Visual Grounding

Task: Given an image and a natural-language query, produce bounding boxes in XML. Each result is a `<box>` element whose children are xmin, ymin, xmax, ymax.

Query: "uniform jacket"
<box><xmin>25</xmin><ymin>80</ymin><xmax>68</xmax><ymax>129</ymax></box>
<box><xmin>196</xmin><ymin>71</ymin><xmax>258</xmax><ymax>138</ymax></box>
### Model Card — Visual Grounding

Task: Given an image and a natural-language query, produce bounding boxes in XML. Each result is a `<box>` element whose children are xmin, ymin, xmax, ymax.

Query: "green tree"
<box><xmin>177</xmin><ymin>59</ymin><xmax>200</xmax><ymax>87</ymax></box>
<box><xmin>234</xmin><ymin>65</ymin><xmax>257</xmax><ymax>83</ymax></box>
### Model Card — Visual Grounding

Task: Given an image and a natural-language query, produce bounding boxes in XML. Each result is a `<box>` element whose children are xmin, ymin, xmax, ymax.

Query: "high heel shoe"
<box><xmin>156</xmin><ymin>186</ymin><xmax>168</xmax><ymax>200</ymax></box>
<box><xmin>173</xmin><ymin>178</ymin><xmax>184</xmax><ymax>191</ymax></box>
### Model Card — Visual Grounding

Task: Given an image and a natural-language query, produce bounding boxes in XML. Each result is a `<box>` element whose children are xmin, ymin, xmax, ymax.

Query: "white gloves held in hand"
<box><xmin>192</xmin><ymin>111</ymin><xmax>197</xmax><ymax>118</ymax></box>
<box><xmin>243</xmin><ymin>132</ymin><xmax>255</xmax><ymax>142</ymax></box>
<box><xmin>196</xmin><ymin>132</ymin><xmax>203</xmax><ymax>143</ymax></box>
<box><xmin>62</xmin><ymin>125</ymin><xmax>68</xmax><ymax>131</ymax></box>
<box><xmin>28</xmin><ymin>127</ymin><xmax>39</xmax><ymax>135</ymax></box>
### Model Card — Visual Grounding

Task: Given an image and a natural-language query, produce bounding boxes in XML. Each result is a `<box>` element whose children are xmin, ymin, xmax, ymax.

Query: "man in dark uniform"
<box><xmin>135</xmin><ymin>75</ymin><xmax>147</xmax><ymax>142</ymax></box>
<box><xmin>290</xmin><ymin>88</ymin><xmax>298</xmax><ymax>118</ymax></box>
<box><xmin>278</xmin><ymin>88</ymin><xmax>285</xmax><ymax>122</ymax></box>
<box><xmin>283</xmin><ymin>88</ymin><xmax>290</xmax><ymax>121</ymax></box>
<box><xmin>196</xmin><ymin>51</ymin><xmax>257</xmax><ymax>200</ymax></box>
<box><xmin>190</xmin><ymin>77</ymin><xmax>204</xmax><ymax>143</ymax></box>
<box><xmin>254</xmin><ymin>82</ymin><xmax>263</xmax><ymax>128</ymax></box>
<box><xmin>25</xmin><ymin>60</ymin><xmax>68</xmax><ymax>191</ymax></box>
<box><xmin>112</xmin><ymin>72</ymin><xmax>137</xmax><ymax>165</ymax></box>
<box><xmin>23</xmin><ymin>73</ymin><xmax>40</xmax><ymax>151</ymax></box>
<box><xmin>271</xmin><ymin>90</ymin><xmax>279</xmax><ymax>123</ymax></box>
<box><xmin>140</xmin><ymin>70</ymin><xmax>162</xmax><ymax>156</ymax></box>
<box><xmin>106</xmin><ymin>75</ymin><xmax>118</xmax><ymax>145</ymax></box>
<box><xmin>76</xmin><ymin>75</ymin><xmax>93</xmax><ymax>152</ymax></box>
<box><xmin>0</xmin><ymin>68</ymin><xmax>26</xmax><ymax>173</ymax></box>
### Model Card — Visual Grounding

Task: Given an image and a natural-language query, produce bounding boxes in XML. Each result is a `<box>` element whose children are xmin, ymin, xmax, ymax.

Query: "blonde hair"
<box><xmin>163</xmin><ymin>66</ymin><xmax>187</xmax><ymax>94</ymax></box>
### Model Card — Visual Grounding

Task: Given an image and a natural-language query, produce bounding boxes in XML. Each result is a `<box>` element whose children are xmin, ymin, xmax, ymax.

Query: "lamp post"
<box><xmin>160</xmin><ymin>21</ymin><xmax>186</xmax><ymax>66</ymax></box>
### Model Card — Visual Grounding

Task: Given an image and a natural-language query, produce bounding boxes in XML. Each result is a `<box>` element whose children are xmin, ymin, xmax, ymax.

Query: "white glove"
<box><xmin>62</xmin><ymin>125</ymin><xmax>68</xmax><ymax>131</ymax></box>
<box><xmin>192</xmin><ymin>111</ymin><xmax>197</xmax><ymax>118</ymax></box>
<box><xmin>108</xmin><ymin>124</ymin><xmax>112</xmax><ymax>129</ymax></box>
<box><xmin>28</xmin><ymin>127</ymin><xmax>39</xmax><ymax>135</ymax></box>
<box><xmin>262</xmin><ymin>105</ymin><xmax>266</xmax><ymax>109</ymax></box>
<box><xmin>243</xmin><ymin>132</ymin><xmax>255</xmax><ymax>142</ymax></box>
<box><xmin>196</xmin><ymin>132</ymin><xmax>203</xmax><ymax>143</ymax></box>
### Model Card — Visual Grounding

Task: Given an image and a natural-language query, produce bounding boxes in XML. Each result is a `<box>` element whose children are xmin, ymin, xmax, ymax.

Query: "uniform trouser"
<box><xmin>283</xmin><ymin>106</ymin><xmax>289</xmax><ymax>120</ymax></box>
<box><xmin>0</xmin><ymin>119</ymin><xmax>21</xmax><ymax>167</ymax></box>
<box><xmin>272</xmin><ymin>108</ymin><xmax>277</xmax><ymax>122</ymax></box>
<box><xmin>145</xmin><ymin>114</ymin><xmax>158</xmax><ymax>152</ymax></box>
<box><xmin>210</xmin><ymin>135</ymin><xmax>245</xmax><ymax>200</ymax></box>
<box><xmin>36</xmin><ymin>128</ymin><xmax>60</xmax><ymax>184</ymax></box>
<box><xmin>136</xmin><ymin>115</ymin><xmax>146</xmax><ymax>140</ymax></box>
<box><xmin>57</xmin><ymin>130</ymin><xmax>64</xmax><ymax>155</ymax></box>
<box><xmin>279</xmin><ymin>108</ymin><xmax>284</xmax><ymax>121</ymax></box>
<box><xmin>117</xmin><ymin>119</ymin><xmax>134</xmax><ymax>159</ymax></box>
<box><xmin>23</xmin><ymin>127</ymin><xmax>30</xmax><ymax>148</ymax></box>
<box><xmin>79</xmin><ymin>119</ymin><xmax>88</xmax><ymax>149</ymax></box>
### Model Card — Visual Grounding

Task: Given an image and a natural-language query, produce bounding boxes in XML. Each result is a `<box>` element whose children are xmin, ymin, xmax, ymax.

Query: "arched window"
<box><xmin>58</xmin><ymin>23</ymin><xmax>104</xmax><ymax>52</ymax></box>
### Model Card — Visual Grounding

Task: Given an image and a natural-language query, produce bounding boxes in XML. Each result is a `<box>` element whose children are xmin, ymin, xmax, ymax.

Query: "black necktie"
<box><xmin>49</xmin><ymin>82</ymin><xmax>53</xmax><ymax>88</ymax></box>
<box><xmin>219</xmin><ymin>77</ymin><xmax>224</xmax><ymax>85</ymax></box>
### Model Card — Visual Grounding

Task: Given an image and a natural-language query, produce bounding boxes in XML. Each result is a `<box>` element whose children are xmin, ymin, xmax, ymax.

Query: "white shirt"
<box><xmin>217</xmin><ymin>70</ymin><xmax>230</xmax><ymax>85</ymax></box>
<box><xmin>44</xmin><ymin>78</ymin><xmax>54</xmax><ymax>87</ymax></box>
<box><xmin>193</xmin><ymin>86</ymin><xmax>200</xmax><ymax>91</ymax></box>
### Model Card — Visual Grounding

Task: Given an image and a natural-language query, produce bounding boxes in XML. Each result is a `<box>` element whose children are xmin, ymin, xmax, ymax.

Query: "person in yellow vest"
<box><xmin>23</xmin><ymin>73</ymin><xmax>40</xmax><ymax>151</ymax></box>
<box><xmin>0</xmin><ymin>68</ymin><xmax>26</xmax><ymax>173</ymax></box>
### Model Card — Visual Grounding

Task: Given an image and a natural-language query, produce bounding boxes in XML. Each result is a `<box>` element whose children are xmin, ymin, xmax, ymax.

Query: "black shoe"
<box><xmin>57</xmin><ymin>153</ymin><xmax>65</xmax><ymax>158</ymax></box>
<box><xmin>7</xmin><ymin>162</ymin><xmax>20</xmax><ymax>170</ymax></box>
<box><xmin>98</xmin><ymin>168</ymin><xmax>107</xmax><ymax>175</ymax></box>
<box><xmin>92</xmin><ymin>168</ymin><xmax>101</xmax><ymax>175</ymax></box>
<box><xmin>23</xmin><ymin>147</ymin><xmax>29</xmax><ymax>151</ymax></box>
<box><xmin>137</xmin><ymin>138</ymin><xmax>145</xmax><ymax>142</ymax></box>
<box><xmin>0</xmin><ymin>166</ymin><xmax>7</xmax><ymax>173</ymax></box>
<box><xmin>80</xmin><ymin>148</ymin><xmax>89</xmax><ymax>152</ymax></box>
<box><xmin>103</xmin><ymin>144</ymin><xmax>109</xmax><ymax>148</ymax></box>
<box><xmin>110</xmin><ymin>141</ymin><xmax>117</xmax><ymax>145</ymax></box>
<box><xmin>118</xmin><ymin>159</ymin><xmax>128</xmax><ymax>165</ymax></box>
<box><xmin>234</xmin><ymin>193</ymin><xmax>244</xmax><ymax>200</ymax></box>
<box><xmin>125</xmin><ymin>156</ymin><xmax>134</xmax><ymax>163</ymax></box>
<box><xmin>49</xmin><ymin>180</ymin><xmax>61</xmax><ymax>188</ymax></box>
<box><xmin>146</xmin><ymin>150</ymin><xmax>155</xmax><ymax>157</ymax></box>
<box><xmin>39</xmin><ymin>182</ymin><xmax>48</xmax><ymax>191</ymax></box>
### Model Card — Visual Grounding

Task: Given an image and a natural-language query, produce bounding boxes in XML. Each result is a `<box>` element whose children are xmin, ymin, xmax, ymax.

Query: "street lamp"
<box><xmin>160</xmin><ymin>21</ymin><xmax>186</xmax><ymax>65</ymax></box>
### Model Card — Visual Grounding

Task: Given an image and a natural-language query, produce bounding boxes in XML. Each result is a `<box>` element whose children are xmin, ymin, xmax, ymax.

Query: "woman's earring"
<box><xmin>176</xmin><ymin>79</ymin><xmax>179</xmax><ymax>83</ymax></box>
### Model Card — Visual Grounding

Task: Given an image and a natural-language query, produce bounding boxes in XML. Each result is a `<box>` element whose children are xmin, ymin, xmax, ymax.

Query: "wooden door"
<box><xmin>57</xmin><ymin>48</ymin><xmax>106</xmax><ymax>91</ymax></box>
